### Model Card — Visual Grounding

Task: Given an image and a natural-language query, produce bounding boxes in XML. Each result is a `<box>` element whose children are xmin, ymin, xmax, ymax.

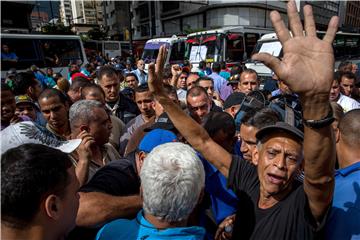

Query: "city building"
<box><xmin>60</xmin><ymin>0</ymin><xmax>73</xmax><ymax>26</ymax></box>
<box><xmin>1</xmin><ymin>1</ymin><xmax>35</xmax><ymax>33</ymax></box>
<box><xmin>59</xmin><ymin>0</ymin><xmax>103</xmax><ymax>26</ymax></box>
<box><xmin>342</xmin><ymin>0</ymin><xmax>360</xmax><ymax>32</ymax></box>
<box><xmin>130</xmin><ymin>0</ymin><xmax>345</xmax><ymax>40</ymax></box>
<box><xmin>103</xmin><ymin>1</ymin><xmax>131</xmax><ymax>40</ymax></box>
<box><xmin>31</xmin><ymin>1</ymin><xmax>60</xmax><ymax>30</ymax></box>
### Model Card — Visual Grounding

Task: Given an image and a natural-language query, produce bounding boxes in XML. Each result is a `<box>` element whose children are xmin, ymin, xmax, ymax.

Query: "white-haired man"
<box><xmin>96</xmin><ymin>142</ymin><xmax>206</xmax><ymax>239</ymax></box>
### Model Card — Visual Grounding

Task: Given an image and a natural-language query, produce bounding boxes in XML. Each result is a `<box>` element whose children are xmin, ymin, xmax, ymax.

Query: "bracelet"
<box><xmin>303</xmin><ymin>105</ymin><xmax>334</xmax><ymax>129</ymax></box>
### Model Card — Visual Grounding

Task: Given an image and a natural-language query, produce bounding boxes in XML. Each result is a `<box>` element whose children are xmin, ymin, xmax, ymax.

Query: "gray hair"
<box><xmin>140</xmin><ymin>142</ymin><xmax>205</xmax><ymax>222</ymax></box>
<box><xmin>69</xmin><ymin>100</ymin><xmax>103</xmax><ymax>130</ymax></box>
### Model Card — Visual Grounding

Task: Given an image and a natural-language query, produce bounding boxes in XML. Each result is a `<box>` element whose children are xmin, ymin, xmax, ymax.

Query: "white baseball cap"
<box><xmin>1</xmin><ymin>122</ymin><xmax>81</xmax><ymax>154</ymax></box>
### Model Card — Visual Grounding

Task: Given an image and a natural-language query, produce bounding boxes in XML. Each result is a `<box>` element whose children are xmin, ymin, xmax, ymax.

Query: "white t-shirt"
<box><xmin>337</xmin><ymin>94</ymin><xmax>360</xmax><ymax>113</ymax></box>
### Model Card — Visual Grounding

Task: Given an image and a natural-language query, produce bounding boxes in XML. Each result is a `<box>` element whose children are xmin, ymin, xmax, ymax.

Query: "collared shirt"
<box><xmin>326</xmin><ymin>161</ymin><xmax>360</xmax><ymax>240</ymax></box>
<box><xmin>208</xmin><ymin>72</ymin><xmax>227</xmax><ymax>94</ymax></box>
<box><xmin>337</xmin><ymin>94</ymin><xmax>360</xmax><ymax>113</ymax></box>
<box><xmin>96</xmin><ymin>210</ymin><xmax>206</xmax><ymax>240</ymax></box>
<box><xmin>132</xmin><ymin>69</ymin><xmax>148</xmax><ymax>85</ymax></box>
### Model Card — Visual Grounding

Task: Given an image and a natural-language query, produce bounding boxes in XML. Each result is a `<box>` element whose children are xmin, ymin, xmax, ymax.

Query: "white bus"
<box><xmin>142</xmin><ymin>36</ymin><xmax>187</xmax><ymax>71</ymax></box>
<box><xmin>83</xmin><ymin>40</ymin><xmax>130</xmax><ymax>60</ymax></box>
<box><xmin>185</xmin><ymin>26</ymin><xmax>272</xmax><ymax>71</ymax></box>
<box><xmin>1</xmin><ymin>33</ymin><xmax>87</xmax><ymax>78</ymax></box>
<box><xmin>246</xmin><ymin>31</ymin><xmax>360</xmax><ymax>78</ymax></box>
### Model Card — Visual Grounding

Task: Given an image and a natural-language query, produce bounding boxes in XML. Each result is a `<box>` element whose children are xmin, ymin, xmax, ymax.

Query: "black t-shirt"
<box><xmin>80</xmin><ymin>151</ymin><xmax>140</xmax><ymax>195</ymax></box>
<box><xmin>228</xmin><ymin>155</ymin><xmax>327</xmax><ymax>240</ymax></box>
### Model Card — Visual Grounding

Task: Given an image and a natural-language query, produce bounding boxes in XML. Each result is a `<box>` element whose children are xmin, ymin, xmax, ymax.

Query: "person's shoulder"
<box><xmin>96</xmin><ymin>217</ymin><xmax>138</xmax><ymax>240</ymax></box>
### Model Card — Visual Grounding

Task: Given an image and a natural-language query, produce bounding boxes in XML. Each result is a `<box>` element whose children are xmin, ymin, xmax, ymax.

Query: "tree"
<box><xmin>41</xmin><ymin>23</ymin><xmax>74</xmax><ymax>35</ymax></box>
<box><xmin>87</xmin><ymin>27</ymin><xmax>108</xmax><ymax>40</ymax></box>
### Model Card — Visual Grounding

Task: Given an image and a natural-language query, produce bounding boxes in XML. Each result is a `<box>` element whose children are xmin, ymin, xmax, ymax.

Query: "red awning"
<box><xmin>228</xmin><ymin>33</ymin><xmax>241</xmax><ymax>40</ymax></box>
<box><xmin>202</xmin><ymin>35</ymin><xmax>217</xmax><ymax>43</ymax></box>
<box><xmin>186</xmin><ymin>38</ymin><xmax>199</xmax><ymax>44</ymax></box>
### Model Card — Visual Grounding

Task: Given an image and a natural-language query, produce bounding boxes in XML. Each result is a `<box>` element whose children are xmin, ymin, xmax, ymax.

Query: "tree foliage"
<box><xmin>41</xmin><ymin>23</ymin><xmax>74</xmax><ymax>35</ymax></box>
<box><xmin>87</xmin><ymin>27</ymin><xmax>108</xmax><ymax>40</ymax></box>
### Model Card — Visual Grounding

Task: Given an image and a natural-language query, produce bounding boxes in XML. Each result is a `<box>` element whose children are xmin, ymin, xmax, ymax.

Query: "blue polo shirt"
<box><xmin>325</xmin><ymin>161</ymin><xmax>360</xmax><ymax>240</ymax></box>
<box><xmin>96</xmin><ymin>210</ymin><xmax>205</xmax><ymax>240</ymax></box>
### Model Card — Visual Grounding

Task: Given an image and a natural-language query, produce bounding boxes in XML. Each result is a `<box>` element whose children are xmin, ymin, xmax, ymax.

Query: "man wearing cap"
<box><xmin>72</xmin><ymin>129</ymin><xmax>178</xmax><ymax>239</ymax></box>
<box><xmin>148</xmin><ymin>2</ymin><xmax>337</xmax><ymax>238</ymax></box>
<box><xmin>1</xmin><ymin>85</ymin><xmax>32</xmax><ymax>130</ymax></box>
<box><xmin>15</xmin><ymin>95</ymin><xmax>37</xmax><ymax>122</ymax></box>
<box><xmin>12</xmin><ymin>72</ymin><xmax>46</xmax><ymax>126</ymax></box>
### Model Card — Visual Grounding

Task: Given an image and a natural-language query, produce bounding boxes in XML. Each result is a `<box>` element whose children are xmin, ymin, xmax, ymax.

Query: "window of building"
<box><xmin>162</xmin><ymin>1</ymin><xmax>180</xmax><ymax>12</ymax></box>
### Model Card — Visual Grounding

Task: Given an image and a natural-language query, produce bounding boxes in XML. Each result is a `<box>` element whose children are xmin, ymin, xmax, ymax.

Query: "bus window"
<box><xmin>226</xmin><ymin>34</ymin><xmax>244</xmax><ymax>62</ymax></box>
<box><xmin>187</xmin><ymin>35</ymin><xmax>217</xmax><ymax>63</ymax></box>
<box><xmin>169</xmin><ymin>41</ymin><xmax>185</xmax><ymax>63</ymax></box>
<box><xmin>40</xmin><ymin>39</ymin><xmax>83</xmax><ymax>67</ymax></box>
<box><xmin>1</xmin><ymin>39</ymin><xmax>42</xmax><ymax>71</ymax></box>
<box><xmin>245</xmin><ymin>33</ymin><xmax>260</xmax><ymax>58</ymax></box>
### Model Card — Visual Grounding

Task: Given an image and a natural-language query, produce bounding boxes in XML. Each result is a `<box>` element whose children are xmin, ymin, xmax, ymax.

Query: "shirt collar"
<box><xmin>336</xmin><ymin>161</ymin><xmax>360</xmax><ymax>177</ymax></box>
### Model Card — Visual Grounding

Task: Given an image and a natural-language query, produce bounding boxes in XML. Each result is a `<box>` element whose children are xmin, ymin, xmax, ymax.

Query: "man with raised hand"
<box><xmin>148</xmin><ymin>1</ymin><xmax>338</xmax><ymax>239</ymax></box>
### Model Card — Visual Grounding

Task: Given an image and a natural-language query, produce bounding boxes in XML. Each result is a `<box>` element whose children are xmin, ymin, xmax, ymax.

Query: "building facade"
<box><xmin>129</xmin><ymin>0</ymin><xmax>347</xmax><ymax>40</ymax></box>
<box><xmin>103</xmin><ymin>1</ymin><xmax>131</xmax><ymax>40</ymax></box>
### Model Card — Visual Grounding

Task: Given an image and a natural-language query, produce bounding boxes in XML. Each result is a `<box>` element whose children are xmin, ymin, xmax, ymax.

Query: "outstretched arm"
<box><xmin>253</xmin><ymin>0</ymin><xmax>338</xmax><ymax>222</ymax></box>
<box><xmin>76</xmin><ymin>192</ymin><xmax>142</xmax><ymax>227</ymax></box>
<box><xmin>148</xmin><ymin>47</ymin><xmax>232</xmax><ymax>177</ymax></box>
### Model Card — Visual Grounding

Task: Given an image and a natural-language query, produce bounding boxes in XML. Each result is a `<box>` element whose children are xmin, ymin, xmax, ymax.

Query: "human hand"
<box><xmin>148</xmin><ymin>45</ymin><xmax>168</xmax><ymax>97</ymax></box>
<box><xmin>215</xmin><ymin>214</ymin><xmax>236</xmax><ymax>240</ymax></box>
<box><xmin>76</xmin><ymin>130</ymin><xmax>95</xmax><ymax>162</ymax></box>
<box><xmin>252</xmin><ymin>1</ymin><xmax>339</xmax><ymax>99</ymax></box>
<box><xmin>171</xmin><ymin>64</ymin><xmax>182</xmax><ymax>77</ymax></box>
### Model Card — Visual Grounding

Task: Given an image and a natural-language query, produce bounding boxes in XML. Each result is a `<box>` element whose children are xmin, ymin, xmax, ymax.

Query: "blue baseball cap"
<box><xmin>138</xmin><ymin>129</ymin><xmax>178</xmax><ymax>153</ymax></box>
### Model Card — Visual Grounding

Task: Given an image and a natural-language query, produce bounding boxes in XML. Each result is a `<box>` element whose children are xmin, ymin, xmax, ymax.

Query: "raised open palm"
<box><xmin>253</xmin><ymin>1</ymin><xmax>339</xmax><ymax>98</ymax></box>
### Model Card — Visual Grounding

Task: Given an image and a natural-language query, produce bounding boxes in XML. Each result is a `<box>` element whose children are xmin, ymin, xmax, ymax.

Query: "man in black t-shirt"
<box><xmin>148</xmin><ymin>1</ymin><xmax>338</xmax><ymax>239</ymax></box>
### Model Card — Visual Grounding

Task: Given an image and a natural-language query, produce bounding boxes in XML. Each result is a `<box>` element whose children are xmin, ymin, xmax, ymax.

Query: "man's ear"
<box><xmin>138</xmin><ymin>151</ymin><xmax>147</xmax><ymax>170</ymax></box>
<box><xmin>335</xmin><ymin>128</ymin><xmax>340</xmax><ymax>143</ymax></box>
<box><xmin>44</xmin><ymin>194</ymin><xmax>62</xmax><ymax>220</ymax></box>
<box><xmin>253</xmin><ymin>146</ymin><xmax>259</xmax><ymax>166</ymax></box>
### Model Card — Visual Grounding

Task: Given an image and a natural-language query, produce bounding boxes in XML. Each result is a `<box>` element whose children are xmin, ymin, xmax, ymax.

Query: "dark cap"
<box><xmin>256</xmin><ymin>122</ymin><xmax>304</xmax><ymax>142</ymax></box>
<box><xmin>15</xmin><ymin>95</ymin><xmax>35</xmax><ymax>106</ymax></box>
<box><xmin>144</xmin><ymin>112</ymin><xmax>177</xmax><ymax>132</ymax></box>
<box><xmin>223</xmin><ymin>92</ymin><xmax>246</xmax><ymax>109</ymax></box>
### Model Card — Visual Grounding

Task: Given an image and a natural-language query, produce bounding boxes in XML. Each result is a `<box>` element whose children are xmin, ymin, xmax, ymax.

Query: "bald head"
<box><xmin>339</xmin><ymin>109</ymin><xmax>360</xmax><ymax>147</ymax></box>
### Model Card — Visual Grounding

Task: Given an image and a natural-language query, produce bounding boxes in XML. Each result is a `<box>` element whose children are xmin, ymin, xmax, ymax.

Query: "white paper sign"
<box><xmin>189</xmin><ymin>45</ymin><xmax>207</xmax><ymax>62</ymax></box>
<box><xmin>259</xmin><ymin>41</ymin><xmax>282</xmax><ymax>57</ymax></box>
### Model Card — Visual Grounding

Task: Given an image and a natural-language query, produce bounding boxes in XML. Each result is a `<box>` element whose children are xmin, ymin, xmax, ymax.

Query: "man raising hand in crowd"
<box><xmin>148</xmin><ymin>1</ymin><xmax>338</xmax><ymax>239</ymax></box>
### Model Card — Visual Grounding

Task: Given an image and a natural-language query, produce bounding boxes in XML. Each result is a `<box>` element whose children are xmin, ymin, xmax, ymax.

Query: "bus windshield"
<box><xmin>142</xmin><ymin>42</ymin><xmax>170</xmax><ymax>63</ymax></box>
<box><xmin>186</xmin><ymin>35</ymin><xmax>219</xmax><ymax>63</ymax></box>
<box><xmin>1</xmin><ymin>36</ymin><xmax>84</xmax><ymax>71</ymax></box>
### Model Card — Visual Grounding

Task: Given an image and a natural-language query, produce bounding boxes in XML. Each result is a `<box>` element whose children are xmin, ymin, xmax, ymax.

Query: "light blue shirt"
<box><xmin>132</xmin><ymin>69</ymin><xmax>148</xmax><ymax>85</ymax></box>
<box><xmin>96</xmin><ymin>210</ymin><xmax>206</xmax><ymax>240</ymax></box>
<box><xmin>325</xmin><ymin>161</ymin><xmax>360</xmax><ymax>240</ymax></box>
<box><xmin>208</xmin><ymin>72</ymin><xmax>227</xmax><ymax>94</ymax></box>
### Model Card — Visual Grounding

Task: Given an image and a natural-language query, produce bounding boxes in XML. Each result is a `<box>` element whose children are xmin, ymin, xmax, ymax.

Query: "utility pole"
<box><xmin>128</xmin><ymin>1</ymin><xmax>133</xmax><ymax>56</ymax></box>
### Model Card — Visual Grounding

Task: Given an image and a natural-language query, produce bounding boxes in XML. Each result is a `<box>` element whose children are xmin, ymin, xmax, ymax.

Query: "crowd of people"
<box><xmin>1</xmin><ymin>1</ymin><xmax>360</xmax><ymax>240</ymax></box>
